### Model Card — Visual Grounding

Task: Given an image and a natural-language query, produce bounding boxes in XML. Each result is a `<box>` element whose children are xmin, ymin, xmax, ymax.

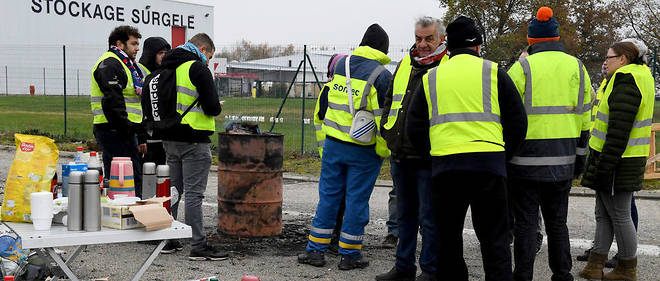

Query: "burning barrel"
<box><xmin>217</xmin><ymin>132</ymin><xmax>284</xmax><ymax>236</ymax></box>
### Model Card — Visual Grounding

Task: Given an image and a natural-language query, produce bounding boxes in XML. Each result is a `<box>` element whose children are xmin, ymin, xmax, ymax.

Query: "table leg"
<box><xmin>46</xmin><ymin>247</ymin><xmax>79</xmax><ymax>281</ymax></box>
<box><xmin>130</xmin><ymin>240</ymin><xmax>167</xmax><ymax>281</ymax></box>
<box><xmin>50</xmin><ymin>246</ymin><xmax>85</xmax><ymax>281</ymax></box>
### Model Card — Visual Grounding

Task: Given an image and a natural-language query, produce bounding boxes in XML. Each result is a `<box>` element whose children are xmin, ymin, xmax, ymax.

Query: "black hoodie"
<box><xmin>159</xmin><ymin>47</ymin><xmax>222</xmax><ymax>143</ymax></box>
<box><xmin>139</xmin><ymin>37</ymin><xmax>171</xmax><ymax>72</ymax></box>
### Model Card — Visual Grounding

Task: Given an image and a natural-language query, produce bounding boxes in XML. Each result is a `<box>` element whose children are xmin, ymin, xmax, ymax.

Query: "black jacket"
<box><xmin>159</xmin><ymin>48</ymin><xmax>222</xmax><ymax>143</ymax></box>
<box><xmin>92</xmin><ymin>53</ymin><xmax>145</xmax><ymax>142</ymax></box>
<box><xmin>381</xmin><ymin>45</ymin><xmax>442</xmax><ymax>161</ymax></box>
<box><xmin>406</xmin><ymin>48</ymin><xmax>527</xmax><ymax>178</ymax></box>
<box><xmin>581</xmin><ymin>72</ymin><xmax>646</xmax><ymax>192</ymax></box>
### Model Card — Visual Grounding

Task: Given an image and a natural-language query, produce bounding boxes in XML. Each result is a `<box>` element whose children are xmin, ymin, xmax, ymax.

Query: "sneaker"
<box><xmin>576</xmin><ymin>247</ymin><xmax>592</xmax><ymax>261</ymax></box>
<box><xmin>381</xmin><ymin>234</ymin><xmax>398</xmax><ymax>249</ymax></box>
<box><xmin>416</xmin><ymin>272</ymin><xmax>436</xmax><ymax>281</ymax></box>
<box><xmin>375</xmin><ymin>266</ymin><xmax>415</xmax><ymax>281</ymax></box>
<box><xmin>535</xmin><ymin>232</ymin><xmax>543</xmax><ymax>254</ymax></box>
<box><xmin>297</xmin><ymin>250</ymin><xmax>326</xmax><ymax>267</ymax></box>
<box><xmin>338</xmin><ymin>255</ymin><xmax>369</xmax><ymax>270</ymax></box>
<box><xmin>605</xmin><ymin>252</ymin><xmax>618</xmax><ymax>268</ymax></box>
<box><xmin>188</xmin><ymin>245</ymin><xmax>229</xmax><ymax>261</ymax></box>
<box><xmin>161</xmin><ymin>240</ymin><xmax>184</xmax><ymax>254</ymax></box>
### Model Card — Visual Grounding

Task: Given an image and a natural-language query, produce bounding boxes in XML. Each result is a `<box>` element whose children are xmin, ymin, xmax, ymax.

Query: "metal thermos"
<box><xmin>142</xmin><ymin>162</ymin><xmax>157</xmax><ymax>199</ymax></box>
<box><xmin>83</xmin><ymin>170</ymin><xmax>101</xmax><ymax>231</ymax></box>
<box><xmin>67</xmin><ymin>171</ymin><xmax>84</xmax><ymax>231</ymax></box>
<box><xmin>156</xmin><ymin>165</ymin><xmax>171</xmax><ymax>213</ymax></box>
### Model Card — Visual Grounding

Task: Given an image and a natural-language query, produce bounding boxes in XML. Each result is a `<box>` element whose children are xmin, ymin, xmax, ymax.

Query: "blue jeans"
<box><xmin>391</xmin><ymin>158</ymin><xmax>436</xmax><ymax>275</ymax></box>
<box><xmin>307</xmin><ymin>138</ymin><xmax>383</xmax><ymax>257</ymax></box>
<box><xmin>93</xmin><ymin>125</ymin><xmax>142</xmax><ymax>197</ymax></box>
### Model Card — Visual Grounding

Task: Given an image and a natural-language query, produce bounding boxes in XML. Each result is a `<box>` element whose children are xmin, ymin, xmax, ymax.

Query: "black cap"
<box><xmin>446</xmin><ymin>16</ymin><xmax>483</xmax><ymax>51</ymax></box>
<box><xmin>359</xmin><ymin>24</ymin><xmax>389</xmax><ymax>55</ymax></box>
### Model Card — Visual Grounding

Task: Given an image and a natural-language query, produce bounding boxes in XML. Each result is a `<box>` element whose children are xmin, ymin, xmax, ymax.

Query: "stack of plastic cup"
<box><xmin>30</xmin><ymin>192</ymin><xmax>54</xmax><ymax>231</ymax></box>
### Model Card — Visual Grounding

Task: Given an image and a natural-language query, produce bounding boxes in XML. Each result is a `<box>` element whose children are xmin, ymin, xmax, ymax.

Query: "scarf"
<box><xmin>412</xmin><ymin>43</ymin><xmax>448</xmax><ymax>65</ymax></box>
<box><xmin>110</xmin><ymin>46</ymin><xmax>143</xmax><ymax>96</ymax></box>
<box><xmin>177</xmin><ymin>42</ymin><xmax>208</xmax><ymax>64</ymax></box>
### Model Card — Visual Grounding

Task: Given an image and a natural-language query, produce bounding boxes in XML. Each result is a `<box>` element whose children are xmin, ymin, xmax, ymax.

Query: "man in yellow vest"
<box><xmin>299</xmin><ymin>24</ymin><xmax>392</xmax><ymax>270</ymax></box>
<box><xmin>137</xmin><ymin>37</ymin><xmax>171</xmax><ymax>166</ymax></box>
<box><xmin>376</xmin><ymin>16</ymin><xmax>448</xmax><ymax>281</ymax></box>
<box><xmin>158</xmin><ymin>33</ymin><xmax>226</xmax><ymax>261</ymax></box>
<box><xmin>506</xmin><ymin>7</ymin><xmax>591</xmax><ymax>281</ymax></box>
<box><xmin>407</xmin><ymin>16</ymin><xmax>527</xmax><ymax>280</ymax></box>
<box><xmin>90</xmin><ymin>25</ymin><xmax>146</xmax><ymax>198</ymax></box>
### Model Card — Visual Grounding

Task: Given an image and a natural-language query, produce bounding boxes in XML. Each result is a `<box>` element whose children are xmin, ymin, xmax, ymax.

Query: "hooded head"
<box><xmin>139</xmin><ymin>37</ymin><xmax>171</xmax><ymax>72</ymax></box>
<box><xmin>359</xmin><ymin>24</ymin><xmax>389</xmax><ymax>55</ymax></box>
<box><xmin>446</xmin><ymin>16</ymin><xmax>483</xmax><ymax>52</ymax></box>
<box><xmin>527</xmin><ymin>7</ymin><xmax>560</xmax><ymax>46</ymax></box>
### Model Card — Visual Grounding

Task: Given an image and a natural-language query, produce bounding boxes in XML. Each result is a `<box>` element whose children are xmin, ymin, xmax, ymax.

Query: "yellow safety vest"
<box><xmin>589</xmin><ymin>64</ymin><xmax>655</xmax><ymax>158</ymax></box>
<box><xmin>322</xmin><ymin>46</ymin><xmax>391</xmax><ymax>158</ymax></box>
<box><xmin>313</xmin><ymin>84</ymin><xmax>330</xmax><ymax>158</ymax></box>
<box><xmin>90</xmin><ymin>52</ymin><xmax>143</xmax><ymax>124</ymax></box>
<box><xmin>423</xmin><ymin>54</ymin><xmax>503</xmax><ymax>156</ymax></box>
<box><xmin>506</xmin><ymin>51</ymin><xmax>591</xmax><ymax>166</ymax></box>
<box><xmin>175</xmin><ymin>61</ymin><xmax>216</xmax><ymax>132</ymax></box>
<box><xmin>137</xmin><ymin>62</ymin><xmax>151</xmax><ymax>76</ymax></box>
<box><xmin>591</xmin><ymin>78</ymin><xmax>608</xmax><ymax>130</ymax></box>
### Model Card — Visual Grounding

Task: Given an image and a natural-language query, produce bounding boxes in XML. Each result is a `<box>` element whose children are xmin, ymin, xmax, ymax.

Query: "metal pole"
<box><xmin>305</xmin><ymin>53</ymin><xmax>324</xmax><ymax>91</ymax></box>
<box><xmin>301</xmin><ymin>45</ymin><xmax>307</xmax><ymax>155</ymax></box>
<box><xmin>4</xmin><ymin>66</ymin><xmax>7</xmax><ymax>96</ymax></box>
<box><xmin>43</xmin><ymin>67</ymin><xmax>46</xmax><ymax>95</ymax></box>
<box><xmin>63</xmin><ymin>45</ymin><xmax>67</xmax><ymax>136</ymax></box>
<box><xmin>77</xmin><ymin>69</ymin><xmax>80</xmax><ymax>96</ymax></box>
<box><xmin>269</xmin><ymin>60</ymin><xmax>304</xmax><ymax>132</ymax></box>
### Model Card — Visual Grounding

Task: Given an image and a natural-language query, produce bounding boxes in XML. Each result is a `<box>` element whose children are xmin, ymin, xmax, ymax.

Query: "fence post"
<box><xmin>63</xmin><ymin>45</ymin><xmax>67</xmax><ymax>137</ymax></box>
<box><xmin>77</xmin><ymin>69</ymin><xmax>80</xmax><ymax>96</ymax></box>
<box><xmin>43</xmin><ymin>67</ymin><xmax>46</xmax><ymax>95</ymax></box>
<box><xmin>4</xmin><ymin>65</ymin><xmax>8</xmax><ymax>96</ymax></box>
<box><xmin>301</xmin><ymin>45</ymin><xmax>307</xmax><ymax>155</ymax></box>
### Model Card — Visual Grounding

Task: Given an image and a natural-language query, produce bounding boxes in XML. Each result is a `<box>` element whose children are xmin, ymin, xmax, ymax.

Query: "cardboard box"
<box><xmin>102</xmin><ymin>197</ymin><xmax>173</xmax><ymax>231</ymax></box>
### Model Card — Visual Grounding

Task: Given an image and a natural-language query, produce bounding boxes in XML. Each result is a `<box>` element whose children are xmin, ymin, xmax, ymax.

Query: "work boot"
<box><xmin>338</xmin><ymin>255</ymin><xmax>369</xmax><ymax>270</ymax></box>
<box><xmin>188</xmin><ymin>244</ymin><xmax>229</xmax><ymax>261</ymax></box>
<box><xmin>375</xmin><ymin>266</ymin><xmax>415</xmax><ymax>281</ymax></box>
<box><xmin>382</xmin><ymin>234</ymin><xmax>398</xmax><ymax>249</ymax></box>
<box><xmin>605</xmin><ymin>252</ymin><xmax>618</xmax><ymax>268</ymax></box>
<box><xmin>577</xmin><ymin>247</ymin><xmax>592</xmax><ymax>261</ymax></box>
<box><xmin>578</xmin><ymin>251</ymin><xmax>608</xmax><ymax>280</ymax></box>
<box><xmin>297</xmin><ymin>250</ymin><xmax>326</xmax><ymax>267</ymax></box>
<box><xmin>416</xmin><ymin>272</ymin><xmax>436</xmax><ymax>281</ymax></box>
<box><xmin>602</xmin><ymin>257</ymin><xmax>637</xmax><ymax>281</ymax></box>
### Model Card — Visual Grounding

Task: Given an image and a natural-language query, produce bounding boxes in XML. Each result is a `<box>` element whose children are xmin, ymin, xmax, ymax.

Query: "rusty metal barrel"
<box><xmin>217</xmin><ymin>132</ymin><xmax>284</xmax><ymax>236</ymax></box>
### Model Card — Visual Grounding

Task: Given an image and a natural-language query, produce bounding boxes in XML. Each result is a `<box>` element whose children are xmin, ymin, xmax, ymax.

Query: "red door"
<box><xmin>171</xmin><ymin>26</ymin><xmax>186</xmax><ymax>48</ymax></box>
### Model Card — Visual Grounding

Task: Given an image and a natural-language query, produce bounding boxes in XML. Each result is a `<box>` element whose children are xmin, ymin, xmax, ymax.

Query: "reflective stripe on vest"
<box><xmin>90</xmin><ymin>52</ymin><xmax>142</xmax><ymax>124</ymax></box>
<box><xmin>425</xmin><ymin>54</ymin><xmax>504</xmax><ymax>157</ymax></box>
<box><xmin>589</xmin><ymin>64</ymin><xmax>655</xmax><ymax>157</ymax></box>
<box><xmin>591</xmin><ymin>78</ymin><xmax>608</xmax><ymax>127</ymax></box>
<box><xmin>383</xmin><ymin>55</ymin><xmax>414</xmax><ymax>130</ymax></box>
<box><xmin>175</xmin><ymin>61</ymin><xmax>215</xmax><ymax>132</ymax></box>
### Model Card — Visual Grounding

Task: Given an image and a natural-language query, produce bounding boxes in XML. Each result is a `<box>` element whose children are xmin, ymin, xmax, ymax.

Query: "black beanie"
<box><xmin>359</xmin><ymin>24</ymin><xmax>389</xmax><ymax>55</ymax></box>
<box><xmin>446</xmin><ymin>16</ymin><xmax>483</xmax><ymax>51</ymax></box>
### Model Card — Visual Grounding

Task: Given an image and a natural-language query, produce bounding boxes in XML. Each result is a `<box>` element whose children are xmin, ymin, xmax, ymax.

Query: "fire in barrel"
<box><xmin>217</xmin><ymin>132</ymin><xmax>284</xmax><ymax>236</ymax></box>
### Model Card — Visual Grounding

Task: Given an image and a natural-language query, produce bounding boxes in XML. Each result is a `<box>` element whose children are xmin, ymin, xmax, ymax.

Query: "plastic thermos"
<box><xmin>67</xmin><ymin>171</ymin><xmax>84</xmax><ymax>231</ymax></box>
<box><xmin>142</xmin><ymin>162</ymin><xmax>157</xmax><ymax>199</ymax></box>
<box><xmin>83</xmin><ymin>170</ymin><xmax>101</xmax><ymax>231</ymax></box>
<box><xmin>156</xmin><ymin>165</ymin><xmax>171</xmax><ymax>213</ymax></box>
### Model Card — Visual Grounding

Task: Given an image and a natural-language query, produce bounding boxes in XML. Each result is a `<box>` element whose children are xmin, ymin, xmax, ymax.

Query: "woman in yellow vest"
<box><xmin>579</xmin><ymin>40</ymin><xmax>655</xmax><ymax>281</ymax></box>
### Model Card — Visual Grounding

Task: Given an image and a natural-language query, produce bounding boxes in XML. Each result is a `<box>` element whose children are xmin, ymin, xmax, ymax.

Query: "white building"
<box><xmin>0</xmin><ymin>0</ymin><xmax>214</xmax><ymax>95</ymax></box>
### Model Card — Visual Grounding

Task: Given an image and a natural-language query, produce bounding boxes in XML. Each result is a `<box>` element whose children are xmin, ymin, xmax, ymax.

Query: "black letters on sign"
<box><xmin>31</xmin><ymin>0</ymin><xmax>42</xmax><ymax>13</ymax></box>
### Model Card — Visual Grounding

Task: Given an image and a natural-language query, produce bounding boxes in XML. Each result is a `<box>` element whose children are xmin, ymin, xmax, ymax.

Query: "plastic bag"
<box><xmin>1</xmin><ymin>134</ymin><xmax>59</xmax><ymax>222</ymax></box>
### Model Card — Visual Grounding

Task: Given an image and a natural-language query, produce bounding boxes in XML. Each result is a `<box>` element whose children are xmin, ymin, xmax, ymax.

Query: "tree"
<box><xmin>215</xmin><ymin>40</ymin><xmax>297</xmax><ymax>62</ymax></box>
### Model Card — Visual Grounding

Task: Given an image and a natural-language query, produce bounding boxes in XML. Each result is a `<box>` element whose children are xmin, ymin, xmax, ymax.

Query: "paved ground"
<box><xmin>0</xmin><ymin>148</ymin><xmax>659</xmax><ymax>280</ymax></box>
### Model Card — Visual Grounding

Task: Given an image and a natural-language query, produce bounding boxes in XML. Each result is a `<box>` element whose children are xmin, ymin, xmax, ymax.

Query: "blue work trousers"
<box><xmin>306</xmin><ymin>138</ymin><xmax>383</xmax><ymax>257</ymax></box>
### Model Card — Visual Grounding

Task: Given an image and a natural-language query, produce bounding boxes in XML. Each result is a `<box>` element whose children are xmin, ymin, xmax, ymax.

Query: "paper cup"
<box><xmin>32</xmin><ymin>217</ymin><xmax>52</xmax><ymax>231</ymax></box>
<box><xmin>30</xmin><ymin>192</ymin><xmax>54</xmax><ymax>219</ymax></box>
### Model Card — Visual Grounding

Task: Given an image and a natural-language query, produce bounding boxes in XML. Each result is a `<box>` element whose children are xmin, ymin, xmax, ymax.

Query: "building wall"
<box><xmin>0</xmin><ymin>0</ymin><xmax>213</xmax><ymax>95</ymax></box>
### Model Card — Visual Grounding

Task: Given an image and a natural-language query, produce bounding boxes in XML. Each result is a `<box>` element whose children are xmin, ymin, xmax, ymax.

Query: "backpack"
<box><xmin>141</xmin><ymin>68</ymin><xmax>198</xmax><ymax>134</ymax></box>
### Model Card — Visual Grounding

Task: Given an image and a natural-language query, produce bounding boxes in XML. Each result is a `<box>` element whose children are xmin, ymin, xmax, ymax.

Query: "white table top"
<box><xmin>3</xmin><ymin>221</ymin><xmax>192</xmax><ymax>249</ymax></box>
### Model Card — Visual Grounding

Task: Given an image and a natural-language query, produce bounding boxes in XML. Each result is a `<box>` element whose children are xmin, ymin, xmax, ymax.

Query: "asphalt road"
<box><xmin>0</xmin><ymin>148</ymin><xmax>658</xmax><ymax>280</ymax></box>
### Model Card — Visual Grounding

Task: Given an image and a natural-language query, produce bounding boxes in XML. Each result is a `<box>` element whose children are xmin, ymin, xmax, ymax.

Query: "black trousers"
<box><xmin>510</xmin><ymin>178</ymin><xmax>573</xmax><ymax>281</ymax></box>
<box><xmin>431</xmin><ymin>172</ymin><xmax>512</xmax><ymax>281</ymax></box>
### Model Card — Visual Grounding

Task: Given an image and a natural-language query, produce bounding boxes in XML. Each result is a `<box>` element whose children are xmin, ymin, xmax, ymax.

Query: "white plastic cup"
<box><xmin>32</xmin><ymin>217</ymin><xmax>52</xmax><ymax>231</ymax></box>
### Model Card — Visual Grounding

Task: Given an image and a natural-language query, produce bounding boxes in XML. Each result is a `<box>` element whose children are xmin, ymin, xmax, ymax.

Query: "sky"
<box><xmin>183</xmin><ymin>0</ymin><xmax>447</xmax><ymax>48</ymax></box>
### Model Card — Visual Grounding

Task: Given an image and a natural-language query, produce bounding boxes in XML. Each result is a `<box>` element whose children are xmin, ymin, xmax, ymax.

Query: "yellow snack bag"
<box><xmin>1</xmin><ymin>134</ymin><xmax>59</xmax><ymax>222</ymax></box>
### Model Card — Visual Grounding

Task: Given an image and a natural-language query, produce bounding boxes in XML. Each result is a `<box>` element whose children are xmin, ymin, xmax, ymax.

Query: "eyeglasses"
<box><xmin>604</xmin><ymin>55</ymin><xmax>621</xmax><ymax>61</ymax></box>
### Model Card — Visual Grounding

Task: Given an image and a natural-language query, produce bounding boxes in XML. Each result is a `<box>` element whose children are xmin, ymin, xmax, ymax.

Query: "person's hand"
<box><xmin>138</xmin><ymin>143</ymin><xmax>147</xmax><ymax>155</ymax></box>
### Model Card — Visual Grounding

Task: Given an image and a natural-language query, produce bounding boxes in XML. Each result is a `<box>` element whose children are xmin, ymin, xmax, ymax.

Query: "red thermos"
<box><xmin>156</xmin><ymin>165</ymin><xmax>171</xmax><ymax>213</ymax></box>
